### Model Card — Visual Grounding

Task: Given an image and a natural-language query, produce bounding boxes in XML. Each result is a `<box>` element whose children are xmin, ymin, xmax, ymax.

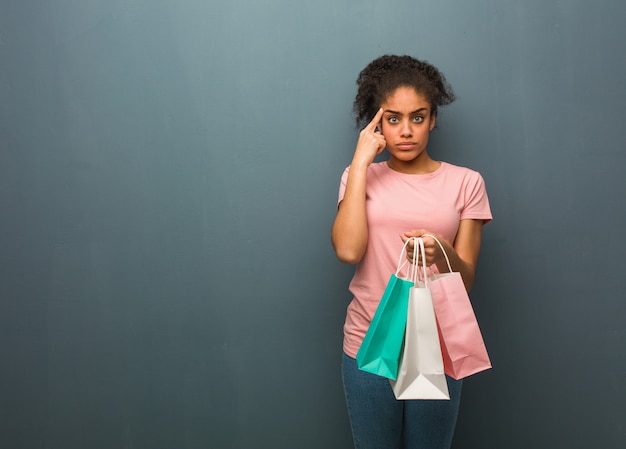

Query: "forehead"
<box><xmin>382</xmin><ymin>86</ymin><xmax>431</xmax><ymax>111</ymax></box>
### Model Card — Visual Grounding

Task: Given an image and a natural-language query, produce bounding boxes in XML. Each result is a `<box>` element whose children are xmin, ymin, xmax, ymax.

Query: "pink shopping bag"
<box><xmin>424</xmin><ymin>234</ymin><xmax>492</xmax><ymax>380</ymax></box>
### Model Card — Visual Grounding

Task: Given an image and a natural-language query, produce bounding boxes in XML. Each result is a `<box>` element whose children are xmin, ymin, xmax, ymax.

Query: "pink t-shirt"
<box><xmin>337</xmin><ymin>161</ymin><xmax>492</xmax><ymax>358</ymax></box>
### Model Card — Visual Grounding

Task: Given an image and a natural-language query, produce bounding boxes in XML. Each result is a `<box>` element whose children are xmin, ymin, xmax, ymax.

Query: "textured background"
<box><xmin>1</xmin><ymin>1</ymin><xmax>625</xmax><ymax>448</ymax></box>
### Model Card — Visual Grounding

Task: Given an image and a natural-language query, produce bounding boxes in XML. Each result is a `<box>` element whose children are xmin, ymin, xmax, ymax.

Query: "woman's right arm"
<box><xmin>332</xmin><ymin>109</ymin><xmax>386</xmax><ymax>264</ymax></box>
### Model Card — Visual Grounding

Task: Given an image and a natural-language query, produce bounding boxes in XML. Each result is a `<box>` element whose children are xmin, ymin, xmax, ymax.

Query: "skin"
<box><xmin>331</xmin><ymin>86</ymin><xmax>483</xmax><ymax>291</ymax></box>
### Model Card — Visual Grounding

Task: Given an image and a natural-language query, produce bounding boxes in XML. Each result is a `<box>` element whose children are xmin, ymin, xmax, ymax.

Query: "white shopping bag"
<box><xmin>390</xmin><ymin>237</ymin><xmax>450</xmax><ymax>400</ymax></box>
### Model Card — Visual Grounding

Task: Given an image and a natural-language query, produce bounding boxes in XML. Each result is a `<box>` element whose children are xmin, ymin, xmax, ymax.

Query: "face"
<box><xmin>380</xmin><ymin>86</ymin><xmax>436</xmax><ymax>169</ymax></box>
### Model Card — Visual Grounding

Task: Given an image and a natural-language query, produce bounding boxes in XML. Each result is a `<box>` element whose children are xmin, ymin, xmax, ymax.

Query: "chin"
<box><xmin>393</xmin><ymin>152</ymin><xmax>421</xmax><ymax>161</ymax></box>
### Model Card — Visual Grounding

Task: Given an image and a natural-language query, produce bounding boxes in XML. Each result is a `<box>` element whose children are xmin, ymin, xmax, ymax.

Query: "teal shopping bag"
<box><xmin>356</xmin><ymin>238</ymin><xmax>418</xmax><ymax>380</ymax></box>
<box><xmin>356</xmin><ymin>273</ymin><xmax>412</xmax><ymax>380</ymax></box>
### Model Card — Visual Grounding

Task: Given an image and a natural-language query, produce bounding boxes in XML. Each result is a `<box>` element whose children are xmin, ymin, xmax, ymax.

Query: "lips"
<box><xmin>396</xmin><ymin>142</ymin><xmax>416</xmax><ymax>150</ymax></box>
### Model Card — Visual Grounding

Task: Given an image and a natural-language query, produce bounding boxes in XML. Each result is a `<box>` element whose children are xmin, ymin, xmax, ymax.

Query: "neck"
<box><xmin>387</xmin><ymin>155</ymin><xmax>440</xmax><ymax>174</ymax></box>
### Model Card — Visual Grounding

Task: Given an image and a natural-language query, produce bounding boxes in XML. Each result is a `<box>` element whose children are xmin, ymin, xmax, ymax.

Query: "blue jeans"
<box><xmin>342</xmin><ymin>353</ymin><xmax>462</xmax><ymax>449</ymax></box>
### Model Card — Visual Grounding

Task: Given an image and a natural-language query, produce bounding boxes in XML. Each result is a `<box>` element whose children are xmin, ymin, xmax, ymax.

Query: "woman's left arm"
<box><xmin>401</xmin><ymin>219</ymin><xmax>484</xmax><ymax>292</ymax></box>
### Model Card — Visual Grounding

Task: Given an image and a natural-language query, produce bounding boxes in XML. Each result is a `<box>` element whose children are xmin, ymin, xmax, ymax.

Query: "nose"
<box><xmin>400</xmin><ymin>119</ymin><xmax>413</xmax><ymax>137</ymax></box>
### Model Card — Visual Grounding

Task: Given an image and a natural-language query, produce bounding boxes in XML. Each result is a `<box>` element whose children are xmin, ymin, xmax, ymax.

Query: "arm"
<box><xmin>332</xmin><ymin>109</ymin><xmax>386</xmax><ymax>264</ymax></box>
<box><xmin>401</xmin><ymin>219</ymin><xmax>484</xmax><ymax>291</ymax></box>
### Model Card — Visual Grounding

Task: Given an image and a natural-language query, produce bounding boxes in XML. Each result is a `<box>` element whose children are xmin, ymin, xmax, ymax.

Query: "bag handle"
<box><xmin>422</xmin><ymin>234</ymin><xmax>453</xmax><ymax>273</ymax></box>
<box><xmin>414</xmin><ymin>237</ymin><xmax>428</xmax><ymax>287</ymax></box>
<box><xmin>395</xmin><ymin>237</ymin><xmax>427</xmax><ymax>287</ymax></box>
<box><xmin>395</xmin><ymin>237</ymin><xmax>414</xmax><ymax>277</ymax></box>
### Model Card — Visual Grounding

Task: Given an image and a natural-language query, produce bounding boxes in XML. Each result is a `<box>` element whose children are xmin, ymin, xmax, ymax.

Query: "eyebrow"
<box><xmin>383</xmin><ymin>108</ymin><xmax>429</xmax><ymax>115</ymax></box>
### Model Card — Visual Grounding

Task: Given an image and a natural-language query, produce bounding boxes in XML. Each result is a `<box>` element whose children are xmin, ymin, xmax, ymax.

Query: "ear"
<box><xmin>429</xmin><ymin>112</ymin><xmax>437</xmax><ymax>131</ymax></box>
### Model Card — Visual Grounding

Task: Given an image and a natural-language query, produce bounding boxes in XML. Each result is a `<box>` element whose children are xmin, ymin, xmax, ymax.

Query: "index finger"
<box><xmin>365</xmin><ymin>108</ymin><xmax>384</xmax><ymax>131</ymax></box>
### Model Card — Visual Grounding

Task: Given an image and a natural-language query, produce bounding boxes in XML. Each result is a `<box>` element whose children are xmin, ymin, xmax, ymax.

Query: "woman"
<box><xmin>332</xmin><ymin>55</ymin><xmax>492</xmax><ymax>449</ymax></box>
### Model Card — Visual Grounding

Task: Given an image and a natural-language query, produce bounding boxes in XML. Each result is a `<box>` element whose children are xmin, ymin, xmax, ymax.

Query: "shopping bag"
<box><xmin>423</xmin><ymin>234</ymin><xmax>492</xmax><ymax>380</ymax></box>
<box><xmin>390</xmin><ymin>238</ymin><xmax>450</xmax><ymax>400</ymax></box>
<box><xmin>356</xmin><ymin>239</ymin><xmax>414</xmax><ymax>380</ymax></box>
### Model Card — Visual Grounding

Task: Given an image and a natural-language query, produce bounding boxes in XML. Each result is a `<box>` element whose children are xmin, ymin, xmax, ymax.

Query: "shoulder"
<box><xmin>440</xmin><ymin>161</ymin><xmax>487</xmax><ymax>187</ymax></box>
<box><xmin>440</xmin><ymin>161</ymin><xmax>483</xmax><ymax>179</ymax></box>
<box><xmin>439</xmin><ymin>162</ymin><xmax>491</xmax><ymax>204</ymax></box>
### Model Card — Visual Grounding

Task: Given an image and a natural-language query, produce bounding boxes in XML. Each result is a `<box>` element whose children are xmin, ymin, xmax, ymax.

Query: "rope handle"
<box><xmin>414</xmin><ymin>237</ymin><xmax>428</xmax><ymax>287</ymax></box>
<box><xmin>395</xmin><ymin>237</ymin><xmax>414</xmax><ymax>277</ymax></box>
<box><xmin>395</xmin><ymin>237</ymin><xmax>429</xmax><ymax>287</ymax></box>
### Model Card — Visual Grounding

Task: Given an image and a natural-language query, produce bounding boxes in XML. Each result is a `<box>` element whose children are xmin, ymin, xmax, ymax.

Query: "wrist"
<box><xmin>350</xmin><ymin>158</ymin><xmax>371</xmax><ymax>171</ymax></box>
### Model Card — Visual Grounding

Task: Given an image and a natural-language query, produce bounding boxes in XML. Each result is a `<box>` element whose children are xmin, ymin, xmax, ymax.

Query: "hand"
<box><xmin>400</xmin><ymin>229</ymin><xmax>449</xmax><ymax>268</ymax></box>
<box><xmin>352</xmin><ymin>108</ymin><xmax>386</xmax><ymax>167</ymax></box>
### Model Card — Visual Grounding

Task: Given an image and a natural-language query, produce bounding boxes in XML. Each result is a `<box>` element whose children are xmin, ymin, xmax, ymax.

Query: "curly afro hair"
<box><xmin>353</xmin><ymin>55</ymin><xmax>455</xmax><ymax>128</ymax></box>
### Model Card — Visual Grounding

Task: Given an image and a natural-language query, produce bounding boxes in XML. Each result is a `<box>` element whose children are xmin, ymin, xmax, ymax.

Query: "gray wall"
<box><xmin>1</xmin><ymin>1</ymin><xmax>625</xmax><ymax>448</ymax></box>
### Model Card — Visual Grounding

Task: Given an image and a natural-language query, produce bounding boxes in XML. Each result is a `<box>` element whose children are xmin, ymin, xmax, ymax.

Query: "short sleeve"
<box><xmin>461</xmin><ymin>171</ymin><xmax>492</xmax><ymax>224</ymax></box>
<box><xmin>337</xmin><ymin>166</ymin><xmax>350</xmax><ymax>205</ymax></box>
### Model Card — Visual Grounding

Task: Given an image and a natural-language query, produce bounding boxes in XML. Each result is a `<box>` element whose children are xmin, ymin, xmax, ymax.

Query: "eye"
<box><xmin>387</xmin><ymin>116</ymin><xmax>399</xmax><ymax>124</ymax></box>
<box><xmin>413</xmin><ymin>115</ymin><xmax>425</xmax><ymax>123</ymax></box>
